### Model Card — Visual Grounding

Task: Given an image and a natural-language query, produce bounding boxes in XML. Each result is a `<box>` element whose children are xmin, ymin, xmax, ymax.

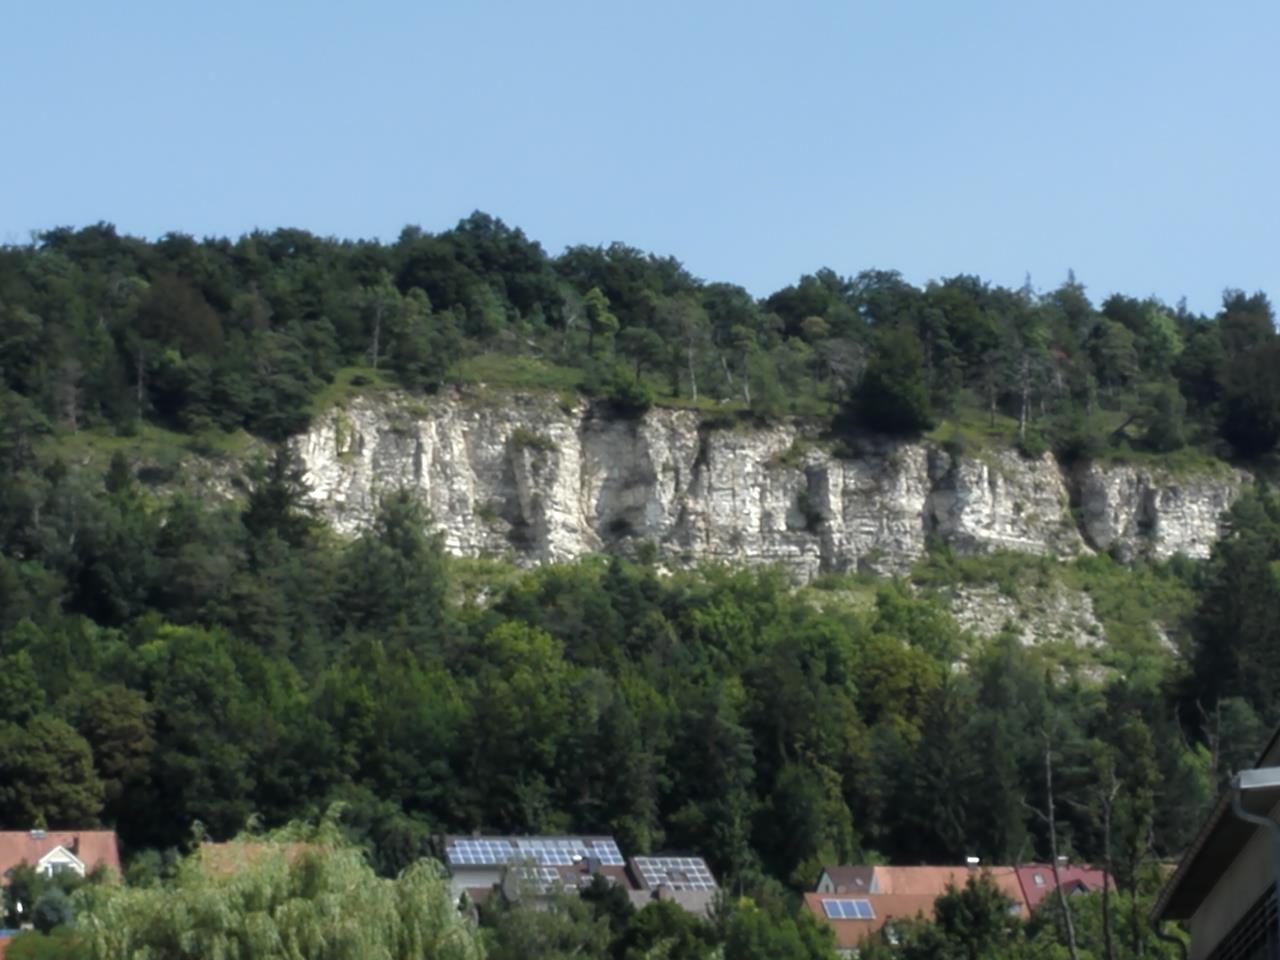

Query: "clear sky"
<box><xmin>3</xmin><ymin>0</ymin><xmax>1276</xmax><ymax>314</ymax></box>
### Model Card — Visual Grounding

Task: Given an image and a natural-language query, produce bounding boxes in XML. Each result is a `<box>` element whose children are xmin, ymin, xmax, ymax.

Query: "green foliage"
<box><xmin>847</xmin><ymin>326</ymin><xmax>934</xmax><ymax>435</ymax></box>
<box><xmin>1221</xmin><ymin>341</ymin><xmax>1280</xmax><ymax>457</ymax></box>
<box><xmin>721</xmin><ymin>898</ymin><xmax>838</xmax><ymax>960</ymax></box>
<box><xmin>0</xmin><ymin>714</ymin><xmax>104</xmax><ymax>827</ymax></box>
<box><xmin>0</xmin><ymin>220</ymin><xmax>1265</xmax><ymax>464</ymax></box>
<box><xmin>5</xmin><ymin>929</ymin><xmax>86</xmax><ymax>960</ymax></box>
<box><xmin>482</xmin><ymin>894</ymin><xmax>612</xmax><ymax>960</ymax></box>
<box><xmin>591</xmin><ymin>364</ymin><xmax>655</xmax><ymax>418</ymax></box>
<box><xmin>31</xmin><ymin>887</ymin><xmax>74</xmax><ymax>935</ymax></box>
<box><xmin>1189</xmin><ymin>487</ymin><xmax>1280</xmax><ymax>722</ymax></box>
<box><xmin>615</xmin><ymin>900</ymin><xmax>716</xmax><ymax>960</ymax></box>
<box><xmin>73</xmin><ymin>827</ymin><xmax>484</xmax><ymax>960</ymax></box>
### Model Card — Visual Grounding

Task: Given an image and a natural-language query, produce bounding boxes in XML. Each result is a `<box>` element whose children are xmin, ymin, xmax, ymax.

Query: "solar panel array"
<box><xmin>514</xmin><ymin>865</ymin><xmax>564</xmax><ymax>894</ymax></box>
<box><xmin>446</xmin><ymin>836</ymin><xmax>625</xmax><ymax>868</ymax></box>
<box><xmin>632</xmin><ymin>856</ymin><xmax>718</xmax><ymax>891</ymax></box>
<box><xmin>822</xmin><ymin>899</ymin><xmax>875</xmax><ymax>920</ymax></box>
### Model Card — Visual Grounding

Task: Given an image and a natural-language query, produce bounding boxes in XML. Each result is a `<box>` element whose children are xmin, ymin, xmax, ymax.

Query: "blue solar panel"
<box><xmin>446</xmin><ymin>836</ymin><xmax>626</xmax><ymax>869</ymax></box>
<box><xmin>822</xmin><ymin>899</ymin><xmax>875</xmax><ymax>920</ymax></box>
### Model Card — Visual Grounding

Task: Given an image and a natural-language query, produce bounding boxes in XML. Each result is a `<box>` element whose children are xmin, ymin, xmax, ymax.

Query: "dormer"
<box><xmin>36</xmin><ymin>844</ymin><xmax>86</xmax><ymax>879</ymax></box>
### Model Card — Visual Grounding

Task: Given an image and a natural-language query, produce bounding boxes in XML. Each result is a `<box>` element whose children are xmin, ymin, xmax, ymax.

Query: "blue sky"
<box><xmin>2</xmin><ymin>0</ymin><xmax>1276</xmax><ymax>313</ymax></box>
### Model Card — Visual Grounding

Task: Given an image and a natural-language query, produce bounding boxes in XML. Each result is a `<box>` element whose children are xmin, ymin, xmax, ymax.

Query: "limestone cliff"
<box><xmin>294</xmin><ymin>390</ymin><xmax>1249</xmax><ymax>580</ymax></box>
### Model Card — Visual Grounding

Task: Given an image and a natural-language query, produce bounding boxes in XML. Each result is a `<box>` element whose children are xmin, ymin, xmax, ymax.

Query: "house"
<box><xmin>806</xmin><ymin>864</ymin><xmax>1031</xmax><ymax>953</ymax></box>
<box><xmin>1015</xmin><ymin>863</ymin><xmax>1109</xmax><ymax>913</ymax></box>
<box><xmin>626</xmin><ymin>855</ymin><xmax>719</xmax><ymax>917</ymax></box>
<box><xmin>441</xmin><ymin>835</ymin><xmax>631</xmax><ymax>904</ymax></box>
<box><xmin>815</xmin><ymin>865</ymin><xmax>1029</xmax><ymax>916</ymax></box>
<box><xmin>441</xmin><ymin>835</ymin><xmax>721</xmax><ymax>915</ymax></box>
<box><xmin>0</xmin><ymin>830</ymin><xmax>121</xmax><ymax>884</ymax></box>
<box><xmin>1152</xmin><ymin>724</ymin><xmax>1280</xmax><ymax>960</ymax></box>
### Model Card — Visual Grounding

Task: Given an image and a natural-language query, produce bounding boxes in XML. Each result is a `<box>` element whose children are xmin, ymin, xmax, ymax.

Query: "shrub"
<box><xmin>32</xmin><ymin>887</ymin><xmax>73</xmax><ymax>935</ymax></box>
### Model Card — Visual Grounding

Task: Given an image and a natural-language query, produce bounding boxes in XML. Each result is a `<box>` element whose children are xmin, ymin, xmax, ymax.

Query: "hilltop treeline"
<box><xmin>1</xmin><ymin>214</ymin><xmax>1277</xmax><ymax>457</ymax></box>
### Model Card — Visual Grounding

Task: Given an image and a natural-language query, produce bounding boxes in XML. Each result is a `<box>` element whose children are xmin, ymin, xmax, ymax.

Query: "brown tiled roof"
<box><xmin>803</xmin><ymin>892</ymin><xmax>939</xmax><ymax>949</ymax></box>
<box><xmin>0</xmin><ymin>831</ymin><xmax>120</xmax><ymax>879</ymax></box>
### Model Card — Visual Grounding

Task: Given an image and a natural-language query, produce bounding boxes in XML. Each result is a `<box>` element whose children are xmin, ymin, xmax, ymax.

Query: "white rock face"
<box><xmin>293</xmin><ymin>390</ymin><xmax>1248</xmax><ymax>579</ymax></box>
<box><xmin>1074</xmin><ymin>462</ymin><xmax>1250</xmax><ymax>561</ymax></box>
<box><xmin>948</xmin><ymin>584</ymin><xmax>1104</xmax><ymax>649</ymax></box>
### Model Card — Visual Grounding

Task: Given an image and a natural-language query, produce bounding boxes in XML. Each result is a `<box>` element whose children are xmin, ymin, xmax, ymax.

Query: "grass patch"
<box><xmin>911</xmin><ymin>547</ymin><xmax>1055</xmax><ymax>599</ymax></box>
<box><xmin>1085</xmin><ymin>439</ymin><xmax>1232</xmax><ymax>475</ymax></box>
<box><xmin>924</xmin><ymin>408</ymin><xmax>1021</xmax><ymax>458</ymax></box>
<box><xmin>1059</xmin><ymin>553</ymin><xmax>1197</xmax><ymax>660</ymax></box>
<box><xmin>308</xmin><ymin>366</ymin><xmax>395</xmax><ymax>415</ymax></box>
<box><xmin>448</xmin><ymin>354</ymin><xmax>585</xmax><ymax>393</ymax></box>
<box><xmin>41</xmin><ymin>421</ymin><xmax>259</xmax><ymax>467</ymax></box>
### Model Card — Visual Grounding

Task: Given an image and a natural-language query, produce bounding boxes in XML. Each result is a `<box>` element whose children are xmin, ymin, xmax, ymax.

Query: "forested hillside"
<box><xmin>3</xmin><ymin>215</ymin><xmax>1279</xmax><ymax>459</ymax></box>
<box><xmin>3</xmin><ymin>216</ymin><xmax>1280</xmax><ymax>958</ymax></box>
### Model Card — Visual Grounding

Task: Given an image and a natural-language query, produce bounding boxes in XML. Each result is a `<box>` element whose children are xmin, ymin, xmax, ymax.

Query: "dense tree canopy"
<box><xmin>2</xmin><ymin>216</ymin><xmax>1275</xmax><ymax>457</ymax></box>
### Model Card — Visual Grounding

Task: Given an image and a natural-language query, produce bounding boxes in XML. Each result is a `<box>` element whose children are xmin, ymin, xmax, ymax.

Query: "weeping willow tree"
<box><xmin>72</xmin><ymin>821</ymin><xmax>484</xmax><ymax>960</ymax></box>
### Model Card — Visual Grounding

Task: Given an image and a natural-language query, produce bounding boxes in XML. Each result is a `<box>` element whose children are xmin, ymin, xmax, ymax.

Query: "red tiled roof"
<box><xmin>0</xmin><ymin>831</ymin><xmax>120</xmax><ymax>879</ymax></box>
<box><xmin>1016</xmin><ymin>864</ymin><xmax>1109</xmax><ymax>912</ymax></box>
<box><xmin>872</xmin><ymin>866</ymin><xmax>1028</xmax><ymax>917</ymax></box>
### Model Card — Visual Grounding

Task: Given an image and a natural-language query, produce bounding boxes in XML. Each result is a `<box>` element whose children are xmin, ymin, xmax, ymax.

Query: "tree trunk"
<box><xmin>371</xmin><ymin>302</ymin><xmax>384</xmax><ymax>370</ymax></box>
<box><xmin>1045</xmin><ymin>735</ymin><xmax>1081</xmax><ymax>960</ymax></box>
<box><xmin>55</xmin><ymin>360</ymin><xmax>81</xmax><ymax>432</ymax></box>
<box><xmin>1018</xmin><ymin>354</ymin><xmax>1030</xmax><ymax>442</ymax></box>
<box><xmin>686</xmin><ymin>343</ymin><xmax>698</xmax><ymax>402</ymax></box>
<box><xmin>135</xmin><ymin>348</ymin><xmax>145</xmax><ymax>411</ymax></box>
<box><xmin>1100</xmin><ymin>775</ymin><xmax>1120</xmax><ymax>960</ymax></box>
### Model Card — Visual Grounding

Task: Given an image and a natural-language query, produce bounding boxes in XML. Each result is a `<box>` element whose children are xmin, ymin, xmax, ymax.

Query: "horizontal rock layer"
<box><xmin>294</xmin><ymin>391</ymin><xmax>1249</xmax><ymax>580</ymax></box>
